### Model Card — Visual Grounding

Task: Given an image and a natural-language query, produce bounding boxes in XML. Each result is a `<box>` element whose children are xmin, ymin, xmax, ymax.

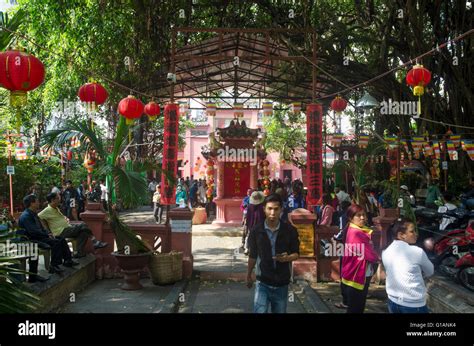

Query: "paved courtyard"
<box><xmin>55</xmin><ymin>207</ymin><xmax>387</xmax><ymax>313</ymax></box>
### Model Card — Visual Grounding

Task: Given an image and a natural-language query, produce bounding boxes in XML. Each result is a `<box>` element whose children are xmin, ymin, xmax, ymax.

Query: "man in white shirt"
<box><xmin>148</xmin><ymin>178</ymin><xmax>158</xmax><ymax>207</ymax></box>
<box><xmin>335</xmin><ymin>185</ymin><xmax>351</xmax><ymax>204</ymax></box>
<box><xmin>100</xmin><ymin>179</ymin><xmax>108</xmax><ymax>210</ymax></box>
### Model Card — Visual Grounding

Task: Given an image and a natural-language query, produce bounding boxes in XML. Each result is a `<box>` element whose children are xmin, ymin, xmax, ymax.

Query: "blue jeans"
<box><xmin>388</xmin><ymin>299</ymin><xmax>429</xmax><ymax>313</ymax></box>
<box><xmin>254</xmin><ymin>281</ymin><xmax>289</xmax><ymax>313</ymax></box>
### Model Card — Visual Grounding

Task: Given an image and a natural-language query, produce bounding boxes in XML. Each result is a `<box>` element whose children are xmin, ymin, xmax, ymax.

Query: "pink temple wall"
<box><xmin>179</xmin><ymin>109</ymin><xmax>302</xmax><ymax>181</ymax></box>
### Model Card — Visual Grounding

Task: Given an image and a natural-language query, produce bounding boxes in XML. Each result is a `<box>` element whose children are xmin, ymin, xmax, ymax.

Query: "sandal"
<box><xmin>334</xmin><ymin>302</ymin><xmax>348</xmax><ymax>309</ymax></box>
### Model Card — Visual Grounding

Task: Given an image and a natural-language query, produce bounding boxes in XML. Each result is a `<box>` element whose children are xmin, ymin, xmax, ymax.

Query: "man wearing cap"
<box><xmin>246</xmin><ymin>193</ymin><xmax>300</xmax><ymax>313</ymax></box>
<box><xmin>243</xmin><ymin>191</ymin><xmax>266</xmax><ymax>255</ymax></box>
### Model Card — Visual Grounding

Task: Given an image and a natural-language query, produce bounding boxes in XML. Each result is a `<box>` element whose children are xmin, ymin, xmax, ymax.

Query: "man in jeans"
<box><xmin>38</xmin><ymin>192</ymin><xmax>108</xmax><ymax>258</ymax></box>
<box><xmin>246</xmin><ymin>193</ymin><xmax>299</xmax><ymax>313</ymax></box>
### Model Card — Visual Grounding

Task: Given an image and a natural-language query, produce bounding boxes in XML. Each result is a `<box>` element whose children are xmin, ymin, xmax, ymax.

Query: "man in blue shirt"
<box><xmin>247</xmin><ymin>193</ymin><xmax>300</xmax><ymax>313</ymax></box>
<box><xmin>19</xmin><ymin>194</ymin><xmax>78</xmax><ymax>275</ymax></box>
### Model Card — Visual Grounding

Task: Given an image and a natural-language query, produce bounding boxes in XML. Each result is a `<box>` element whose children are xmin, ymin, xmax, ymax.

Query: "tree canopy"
<box><xmin>0</xmin><ymin>0</ymin><xmax>472</xmax><ymax>171</ymax></box>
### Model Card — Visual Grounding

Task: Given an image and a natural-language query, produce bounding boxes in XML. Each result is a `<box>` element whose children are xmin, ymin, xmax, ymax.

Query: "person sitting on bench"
<box><xmin>38</xmin><ymin>192</ymin><xmax>108</xmax><ymax>258</ymax></box>
<box><xmin>19</xmin><ymin>194</ymin><xmax>79</xmax><ymax>276</ymax></box>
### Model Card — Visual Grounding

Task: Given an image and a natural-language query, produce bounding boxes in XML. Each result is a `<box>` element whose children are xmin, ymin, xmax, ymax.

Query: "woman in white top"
<box><xmin>382</xmin><ymin>218</ymin><xmax>434</xmax><ymax>313</ymax></box>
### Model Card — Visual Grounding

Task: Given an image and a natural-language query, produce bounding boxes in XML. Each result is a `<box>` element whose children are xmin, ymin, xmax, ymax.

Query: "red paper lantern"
<box><xmin>0</xmin><ymin>50</ymin><xmax>45</xmax><ymax>92</ymax></box>
<box><xmin>78</xmin><ymin>82</ymin><xmax>108</xmax><ymax>109</ymax></box>
<box><xmin>207</xmin><ymin>159</ymin><xmax>214</xmax><ymax>166</ymax></box>
<box><xmin>144</xmin><ymin>101</ymin><xmax>161</xmax><ymax>120</ymax></box>
<box><xmin>406</xmin><ymin>64</ymin><xmax>431</xmax><ymax>115</ymax></box>
<box><xmin>330</xmin><ymin>96</ymin><xmax>347</xmax><ymax>113</ymax></box>
<box><xmin>406</xmin><ymin>64</ymin><xmax>431</xmax><ymax>97</ymax></box>
<box><xmin>67</xmin><ymin>150</ymin><xmax>73</xmax><ymax>161</ymax></box>
<box><xmin>0</xmin><ymin>50</ymin><xmax>45</xmax><ymax>109</ymax></box>
<box><xmin>118</xmin><ymin>95</ymin><xmax>144</xmax><ymax>124</ymax></box>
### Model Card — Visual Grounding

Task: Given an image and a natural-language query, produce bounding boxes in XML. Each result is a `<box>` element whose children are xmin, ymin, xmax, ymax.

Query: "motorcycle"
<box><xmin>455</xmin><ymin>244</ymin><xmax>474</xmax><ymax>291</ymax></box>
<box><xmin>422</xmin><ymin>221</ymin><xmax>474</xmax><ymax>291</ymax></box>
<box><xmin>415</xmin><ymin>206</ymin><xmax>474</xmax><ymax>245</ymax></box>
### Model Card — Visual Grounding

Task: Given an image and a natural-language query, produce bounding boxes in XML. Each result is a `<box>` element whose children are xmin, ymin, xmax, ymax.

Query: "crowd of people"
<box><xmin>238</xmin><ymin>176</ymin><xmax>468</xmax><ymax>314</ymax></box>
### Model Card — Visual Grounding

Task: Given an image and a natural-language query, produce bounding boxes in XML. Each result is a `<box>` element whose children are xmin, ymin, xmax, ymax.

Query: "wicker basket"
<box><xmin>149</xmin><ymin>251</ymin><xmax>183</xmax><ymax>285</ymax></box>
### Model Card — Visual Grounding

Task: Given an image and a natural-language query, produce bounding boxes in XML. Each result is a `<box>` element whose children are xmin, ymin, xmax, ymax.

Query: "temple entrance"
<box><xmin>202</xmin><ymin>119</ymin><xmax>265</xmax><ymax>226</ymax></box>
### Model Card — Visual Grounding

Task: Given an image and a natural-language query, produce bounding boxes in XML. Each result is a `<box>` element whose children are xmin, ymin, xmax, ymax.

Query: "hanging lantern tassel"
<box><xmin>414</xmin><ymin>86</ymin><xmax>424</xmax><ymax>115</ymax></box>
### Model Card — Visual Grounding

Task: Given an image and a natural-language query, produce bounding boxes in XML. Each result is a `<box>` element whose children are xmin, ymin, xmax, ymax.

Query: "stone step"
<box><xmin>427</xmin><ymin>274</ymin><xmax>474</xmax><ymax>313</ymax></box>
<box><xmin>27</xmin><ymin>255</ymin><xmax>96</xmax><ymax>312</ymax></box>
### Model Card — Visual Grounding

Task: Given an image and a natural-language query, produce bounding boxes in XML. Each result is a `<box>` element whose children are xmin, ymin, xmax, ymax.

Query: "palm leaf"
<box><xmin>108</xmin><ymin>211</ymin><xmax>151</xmax><ymax>254</ymax></box>
<box><xmin>113</xmin><ymin>166</ymin><xmax>148</xmax><ymax>209</ymax></box>
<box><xmin>111</xmin><ymin>116</ymin><xmax>129</xmax><ymax>164</ymax></box>
<box><xmin>0</xmin><ymin>8</ymin><xmax>25</xmax><ymax>50</ymax></box>
<box><xmin>41</xmin><ymin>119</ymin><xmax>107</xmax><ymax>159</ymax></box>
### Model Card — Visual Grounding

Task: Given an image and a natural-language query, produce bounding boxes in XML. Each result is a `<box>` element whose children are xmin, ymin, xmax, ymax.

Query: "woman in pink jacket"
<box><xmin>341</xmin><ymin>204</ymin><xmax>380</xmax><ymax>313</ymax></box>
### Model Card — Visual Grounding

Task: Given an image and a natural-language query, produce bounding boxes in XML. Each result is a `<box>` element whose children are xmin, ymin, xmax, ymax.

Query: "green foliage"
<box><xmin>41</xmin><ymin>117</ymin><xmax>161</xmax><ymax>254</ymax></box>
<box><xmin>333</xmin><ymin>142</ymin><xmax>386</xmax><ymax>204</ymax></box>
<box><xmin>263</xmin><ymin>108</ymin><xmax>307</xmax><ymax>168</ymax></box>
<box><xmin>0</xmin><ymin>156</ymin><xmax>61</xmax><ymax>210</ymax></box>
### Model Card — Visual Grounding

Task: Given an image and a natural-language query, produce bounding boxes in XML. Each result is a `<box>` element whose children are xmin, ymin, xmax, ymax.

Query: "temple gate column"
<box><xmin>250</xmin><ymin>163</ymin><xmax>258</xmax><ymax>190</ymax></box>
<box><xmin>216</xmin><ymin>160</ymin><xmax>225</xmax><ymax>198</ymax></box>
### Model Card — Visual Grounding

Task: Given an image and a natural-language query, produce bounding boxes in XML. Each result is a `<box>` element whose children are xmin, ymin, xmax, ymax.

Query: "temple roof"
<box><xmin>216</xmin><ymin>119</ymin><xmax>260</xmax><ymax>140</ymax></box>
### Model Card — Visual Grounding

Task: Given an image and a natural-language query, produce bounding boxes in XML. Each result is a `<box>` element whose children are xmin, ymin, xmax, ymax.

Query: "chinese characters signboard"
<box><xmin>223</xmin><ymin>161</ymin><xmax>250</xmax><ymax>198</ymax></box>
<box><xmin>306</xmin><ymin>104</ymin><xmax>323</xmax><ymax>208</ymax></box>
<box><xmin>160</xmin><ymin>104</ymin><xmax>180</xmax><ymax>205</ymax></box>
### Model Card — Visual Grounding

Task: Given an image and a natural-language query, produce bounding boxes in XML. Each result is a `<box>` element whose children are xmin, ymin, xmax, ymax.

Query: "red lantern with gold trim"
<box><xmin>144</xmin><ymin>101</ymin><xmax>161</xmax><ymax>121</ymax></box>
<box><xmin>0</xmin><ymin>50</ymin><xmax>45</xmax><ymax>130</ymax></box>
<box><xmin>78</xmin><ymin>82</ymin><xmax>108</xmax><ymax>110</ymax></box>
<box><xmin>406</xmin><ymin>64</ymin><xmax>431</xmax><ymax>115</ymax></box>
<box><xmin>0</xmin><ymin>50</ymin><xmax>45</xmax><ymax>101</ymax></box>
<box><xmin>118</xmin><ymin>95</ymin><xmax>144</xmax><ymax>124</ymax></box>
<box><xmin>330</xmin><ymin>96</ymin><xmax>347</xmax><ymax>113</ymax></box>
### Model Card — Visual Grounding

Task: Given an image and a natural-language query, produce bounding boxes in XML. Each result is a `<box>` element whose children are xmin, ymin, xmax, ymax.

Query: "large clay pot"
<box><xmin>112</xmin><ymin>252</ymin><xmax>151</xmax><ymax>290</ymax></box>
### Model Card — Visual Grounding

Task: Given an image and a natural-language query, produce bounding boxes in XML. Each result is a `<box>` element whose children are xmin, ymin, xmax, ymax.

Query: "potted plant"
<box><xmin>378</xmin><ymin>179</ymin><xmax>399</xmax><ymax>217</ymax></box>
<box><xmin>332</xmin><ymin>141</ymin><xmax>386</xmax><ymax>205</ymax></box>
<box><xmin>43</xmin><ymin>117</ymin><xmax>172</xmax><ymax>290</ymax></box>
